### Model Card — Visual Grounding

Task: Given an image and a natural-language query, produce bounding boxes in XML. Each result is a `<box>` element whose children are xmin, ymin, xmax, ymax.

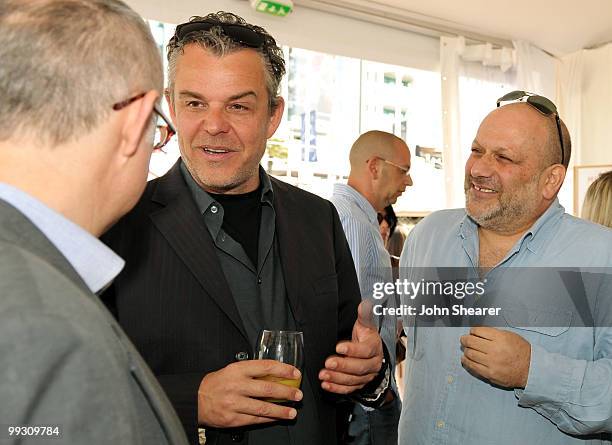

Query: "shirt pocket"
<box><xmin>502</xmin><ymin>306</ymin><xmax>572</xmax><ymax>350</ymax></box>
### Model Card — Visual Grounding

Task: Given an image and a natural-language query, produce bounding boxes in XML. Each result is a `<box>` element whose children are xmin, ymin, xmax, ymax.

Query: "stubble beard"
<box><xmin>465</xmin><ymin>174</ymin><xmax>541</xmax><ymax>232</ymax></box>
<box><xmin>191</xmin><ymin>160</ymin><xmax>259</xmax><ymax>194</ymax></box>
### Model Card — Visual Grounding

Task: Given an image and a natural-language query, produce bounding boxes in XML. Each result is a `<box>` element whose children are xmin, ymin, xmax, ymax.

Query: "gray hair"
<box><xmin>0</xmin><ymin>0</ymin><xmax>163</xmax><ymax>146</ymax></box>
<box><xmin>166</xmin><ymin>11</ymin><xmax>285</xmax><ymax>111</ymax></box>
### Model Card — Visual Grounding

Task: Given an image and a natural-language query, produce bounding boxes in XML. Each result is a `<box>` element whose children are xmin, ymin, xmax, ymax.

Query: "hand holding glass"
<box><xmin>255</xmin><ymin>330</ymin><xmax>304</xmax><ymax>402</ymax></box>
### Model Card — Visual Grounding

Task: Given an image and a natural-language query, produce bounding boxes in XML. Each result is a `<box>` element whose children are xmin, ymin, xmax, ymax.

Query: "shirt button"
<box><xmin>436</xmin><ymin>420</ymin><xmax>445</xmax><ymax>429</ymax></box>
<box><xmin>257</xmin><ymin>277</ymin><xmax>262</xmax><ymax>284</ymax></box>
<box><xmin>235</xmin><ymin>351</ymin><xmax>249</xmax><ymax>361</ymax></box>
<box><xmin>210</xmin><ymin>205</ymin><xmax>218</xmax><ymax>214</ymax></box>
<box><xmin>447</xmin><ymin>375</ymin><xmax>454</xmax><ymax>384</ymax></box>
<box><xmin>231</xmin><ymin>432</ymin><xmax>244</xmax><ymax>442</ymax></box>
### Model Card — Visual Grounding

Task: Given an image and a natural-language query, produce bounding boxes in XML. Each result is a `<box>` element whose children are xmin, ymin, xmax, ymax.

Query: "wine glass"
<box><xmin>255</xmin><ymin>330</ymin><xmax>304</xmax><ymax>402</ymax></box>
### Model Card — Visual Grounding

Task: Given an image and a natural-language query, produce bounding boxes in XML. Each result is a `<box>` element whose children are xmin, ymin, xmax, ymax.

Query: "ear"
<box><xmin>165</xmin><ymin>88</ymin><xmax>176</xmax><ymax>124</ymax></box>
<box><xmin>266</xmin><ymin>96</ymin><xmax>285</xmax><ymax>139</ymax></box>
<box><xmin>366</xmin><ymin>157</ymin><xmax>382</xmax><ymax>180</ymax></box>
<box><xmin>541</xmin><ymin>164</ymin><xmax>566</xmax><ymax>199</ymax></box>
<box><xmin>117</xmin><ymin>90</ymin><xmax>159</xmax><ymax>159</ymax></box>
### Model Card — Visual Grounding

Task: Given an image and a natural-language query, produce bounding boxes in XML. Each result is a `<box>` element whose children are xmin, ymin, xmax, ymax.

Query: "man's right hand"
<box><xmin>197</xmin><ymin>359</ymin><xmax>303</xmax><ymax>428</ymax></box>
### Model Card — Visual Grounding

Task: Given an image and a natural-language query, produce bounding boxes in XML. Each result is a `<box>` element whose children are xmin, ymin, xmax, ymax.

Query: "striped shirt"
<box><xmin>330</xmin><ymin>183</ymin><xmax>397</xmax><ymax>369</ymax></box>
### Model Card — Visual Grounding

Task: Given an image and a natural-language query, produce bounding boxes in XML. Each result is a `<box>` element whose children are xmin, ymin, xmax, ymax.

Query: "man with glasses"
<box><xmin>330</xmin><ymin>130</ymin><xmax>412</xmax><ymax>445</ymax></box>
<box><xmin>398</xmin><ymin>93</ymin><xmax>612</xmax><ymax>444</ymax></box>
<box><xmin>102</xmin><ymin>11</ymin><xmax>389</xmax><ymax>445</ymax></box>
<box><xmin>0</xmin><ymin>1</ymin><xmax>186</xmax><ymax>444</ymax></box>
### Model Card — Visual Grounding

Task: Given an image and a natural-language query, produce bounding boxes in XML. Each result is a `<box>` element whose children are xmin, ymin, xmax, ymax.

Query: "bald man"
<box><xmin>331</xmin><ymin>130</ymin><xmax>413</xmax><ymax>445</ymax></box>
<box><xmin>399</xmin><ymin>93</ymin><xmax>612</xmax><ymax>444</ymax></box>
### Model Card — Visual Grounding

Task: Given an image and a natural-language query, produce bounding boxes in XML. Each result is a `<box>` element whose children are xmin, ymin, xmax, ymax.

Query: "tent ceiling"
<box><xmin>296</xmin><ymin>0</ymin><xmax>612</xmax><ymax>57</ymax></box>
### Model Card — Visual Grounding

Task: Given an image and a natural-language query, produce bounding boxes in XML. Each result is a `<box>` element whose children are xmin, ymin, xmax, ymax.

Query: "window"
<box><xmin>146</xmin><ymin>20</ymin><xmax>444</xmax><ymax>214</ymax></box>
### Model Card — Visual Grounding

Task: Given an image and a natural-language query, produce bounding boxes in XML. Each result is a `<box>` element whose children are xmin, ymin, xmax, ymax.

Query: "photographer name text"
<box><xmin>373</xmin><ymin>304</ymin><xmax>501</xmax><ymax>317</ymax></box>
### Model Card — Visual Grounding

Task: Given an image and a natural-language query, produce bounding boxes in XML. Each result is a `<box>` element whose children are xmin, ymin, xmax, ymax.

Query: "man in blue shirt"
<box><xmin>332</xmin><ymin>130</ymin><xmax>413</xmax><ymax>445</ymax></box>
<box><xmin>399</xmin><ymin>93</ymin><xmax>612</xmax><ymax>444</ymax></box>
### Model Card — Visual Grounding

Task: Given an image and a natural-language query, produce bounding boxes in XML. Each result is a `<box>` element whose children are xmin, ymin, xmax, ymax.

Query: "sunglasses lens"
<box><xmin>175</xmin><ymin>21</ymin><xmax>265</xmax><ymax>48</ymax></box>
<box><xmin>175</xmin><ymin>21</ymin><xmax>212</xmax><ymax>39</ymax></box>
<box><xmin>225</xmin><ymin>24</ymin><xmax>266</xmax><ymax>47</ymax></box>
<box><xmin>498</xmin><ymin>90</ymin><xmax>526</xmax><ymax>102</ymax></box>
<box><xmin>527</xmin><ymin>96</ymin><xmax>556</xmax><ymax>115</ymax></box>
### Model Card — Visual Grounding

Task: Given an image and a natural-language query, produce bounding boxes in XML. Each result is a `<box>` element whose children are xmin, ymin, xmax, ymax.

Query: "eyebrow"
<box><xmin>229</xmin><ymin>91</ymin><xmax>257</xmax><ymax>101</ymax></box>
<box><xmin>177</xmin><ymin>90</ymin><xmax>258</xmax><ymax>101</ymax></box>
<box><xmin>177</xmin><ymin>90</ymin><xmax>204</xmax><ymax>100</ymax></box>
<box><xmin>472</xmin><ymin>139</ymin><xmax>514</xmax><ymax>155</ymax></box>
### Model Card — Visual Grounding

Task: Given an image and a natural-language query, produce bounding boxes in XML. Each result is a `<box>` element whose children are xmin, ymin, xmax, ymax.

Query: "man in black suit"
<box><xmin>103</xmin><ymin>11</ymin><xmax>390</xmax><ymax>445</ymax></box>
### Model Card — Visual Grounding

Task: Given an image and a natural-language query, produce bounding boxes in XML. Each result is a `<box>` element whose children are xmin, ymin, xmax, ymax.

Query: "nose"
<box><xmin>468</xmin><ymin>153</ymin><xmax>494</xmax><ymax>179</ymax></box>
<box><xmin>405</xmin><ymin>174</ymin><xmax>413</xmax><ymax>187</ymax></box>
<box><xmin>201</xmin><ymin>106</ymin><xmax>230</xmax><ymax>135</ymax></box>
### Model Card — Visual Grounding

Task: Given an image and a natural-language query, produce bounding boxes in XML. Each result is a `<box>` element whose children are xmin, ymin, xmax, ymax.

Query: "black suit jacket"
<box><xmin>102</xmin><ymin>161</ymin><xmax>361</xmax><ymax>445</ymax></box>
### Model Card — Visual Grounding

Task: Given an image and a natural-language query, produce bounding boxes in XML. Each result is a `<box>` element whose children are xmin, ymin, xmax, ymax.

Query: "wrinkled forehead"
<box><xmin>176</xmin><ymin>43</ymin><xmax>266</xmax><ymax>71</ymax></box>
<box><xmin>174</xmin><ymin>45</ymin><xmax>268</xmax><ymax>91</ymax></box>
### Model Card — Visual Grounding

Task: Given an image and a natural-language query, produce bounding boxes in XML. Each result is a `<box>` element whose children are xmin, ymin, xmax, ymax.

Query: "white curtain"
<box><xmin>556</xmin><ymin>51</ymin><xmax>584</xmax><ymax>213</ymax></box>
<box><xmin>440</xmin><ymin>37</ymin><xmax>558</xmax><ymax>209</ymax></box>
<box><xmin>440</xmin><ymin>36</ymin><xmax>517</xmax><ymax>208</ymax></box>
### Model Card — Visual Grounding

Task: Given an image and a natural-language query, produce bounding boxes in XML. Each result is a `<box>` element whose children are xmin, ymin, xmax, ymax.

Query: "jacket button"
<box><xmin>235</xmin><ymin>351</ymin><xmax>249</xmax><ymax>361</ymax></box>
<box><xmin>231</xmin><ymin>432</ymin><xmax>244</xmax><ymax>442</ymax></box>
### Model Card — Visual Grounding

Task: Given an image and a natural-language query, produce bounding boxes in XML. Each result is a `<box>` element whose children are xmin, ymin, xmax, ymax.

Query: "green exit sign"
<box><xmin>251</xmin><ymin>0</ymin><xmax>293</xmax><ymax>17</ymax></box>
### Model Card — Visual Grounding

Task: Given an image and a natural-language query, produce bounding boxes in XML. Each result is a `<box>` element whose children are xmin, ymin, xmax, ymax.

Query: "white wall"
<box><xmin>580</xmin><ymin>44</ymin><xmax>612</xmax><ymax>166</ymax></box>
<box><xmin>559</xmin><ymin>43</ymin><xmax>612</xmax><ymax>167</ymax></box>
<box><xmin>124</xmin><ymin>0</ymin><xmax>440</xmax><ymax>72</ymax></box>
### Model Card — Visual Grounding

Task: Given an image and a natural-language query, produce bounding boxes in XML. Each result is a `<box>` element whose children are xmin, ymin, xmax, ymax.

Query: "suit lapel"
<box><xmin>272</xmin><ymin>179</ymin><xmax>305</xmax><ymax>326</ymax></box>
<box><xmin>0</xmin><ymin>200</ymin><xmax>90</xmax><ymax>295</ymax></box>
<box><xmin>150</xmin><ymin>162</ymin><xmax>248</xmax><ymax>340</ymax></box>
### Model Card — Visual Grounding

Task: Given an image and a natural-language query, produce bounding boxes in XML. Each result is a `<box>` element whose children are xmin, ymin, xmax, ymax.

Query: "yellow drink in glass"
<box><xmin>255</xmin><ymin>330</ymin><xmax>304</xmax><ymax>403</ymax></box>
<box><xmin>257</xmin><ymin>375</ymin><xmax>303</xmax><ymax>402</ymax></box>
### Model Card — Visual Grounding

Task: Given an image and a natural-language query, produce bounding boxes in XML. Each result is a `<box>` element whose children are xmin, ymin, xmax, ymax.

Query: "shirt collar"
<box><xmin>333</xmin><ymin>183</ymin><xmax>379</xmax><ymax>226</ymax></box>
<box><xmin>0</xmin><ymin>183</ymin><xmax>124</xmax><ymax>294</ymax></box>
<box><xmin>522</xmin><ymin>198</ymin><xmax>565</xmax><ymax>254</ymax></box>
<box><xmin>180</xmin><ymin>161</ymin><xmax>274</xmax><ymax>213</ymax></box>
<box><xmin>458</xmin><ymin>198</ymin><xmax>565</xmax><ymax>254</ymax></box>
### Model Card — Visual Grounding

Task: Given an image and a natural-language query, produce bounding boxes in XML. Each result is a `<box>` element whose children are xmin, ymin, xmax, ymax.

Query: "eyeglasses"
<box><xmin>112</xmin><ymin>93</ymin><xmax>176</xmax><ymax>152</ymax></box>
<box><xmin>377</xmin><ymin>157</ymin><xmax>411</xmax><ymax>176</ymax></box>
<box><xmin>496</xmin><ymin>90</ymin><xmax>565</xmax><ymax>166</ymax></box>
<box><xmin>173</xmin><ymin>20</ymin><xmax>266</xmax><ymax>48</ymax></box>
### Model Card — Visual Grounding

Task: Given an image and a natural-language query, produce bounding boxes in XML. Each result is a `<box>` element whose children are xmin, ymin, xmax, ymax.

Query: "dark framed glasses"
<box><xmin>496</xmin><ymin>90</ymin><xmax>565</xmax><ymax>166</ymax></box>
<box><xmin>113</xmin><ymin>93</ymin><xmax>176</xmax><ymax>152</ymax></box>
<box><xmin>173</xmin><ymin>20</ymin><xmax>266</xmax><ymax>48</ymax></box>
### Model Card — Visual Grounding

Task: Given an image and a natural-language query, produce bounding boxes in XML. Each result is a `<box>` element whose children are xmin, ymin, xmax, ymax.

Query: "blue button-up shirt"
<box><xmin>0</xmin><ymin>183</ymin><xmax>124</xmax><ymax>293</ymax></box>
<box><xmin>399</xmin><ymin>199</ymin><xmax>612</xmax><ymax>444</ymax></box>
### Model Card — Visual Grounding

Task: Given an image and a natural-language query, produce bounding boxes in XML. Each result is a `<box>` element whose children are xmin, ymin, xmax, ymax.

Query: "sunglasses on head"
<box><xmin>173</xmin><ymin>20</ymin><xmax>266</xmax><ymax>48</ymax></box>
<box><xmin>496</xmin><ymin>90</ymin><xmax>565</xmax><ymax>166</ymax></box>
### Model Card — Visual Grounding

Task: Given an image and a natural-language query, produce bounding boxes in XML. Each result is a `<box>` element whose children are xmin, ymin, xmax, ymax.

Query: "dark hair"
<box><xmin>166</xmin><ymin>11</ymin><xmax>285</xmax><ymax>111</ymax></box>
<box><xmin>381</xmin><ymin>205</ymin><xmax>398</xmax><ymax>237</ymax></box>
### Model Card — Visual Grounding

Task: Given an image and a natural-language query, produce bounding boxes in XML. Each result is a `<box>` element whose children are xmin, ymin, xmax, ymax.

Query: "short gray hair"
<box><xmin>0</xmin><ymin>0</ymin><xmax>163</xmax><ymax>146</ymax></box>
<box><xmin>166</xmin><ymin>11</ymin><xmax>285</xmax><ymax>111</ymax></box>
